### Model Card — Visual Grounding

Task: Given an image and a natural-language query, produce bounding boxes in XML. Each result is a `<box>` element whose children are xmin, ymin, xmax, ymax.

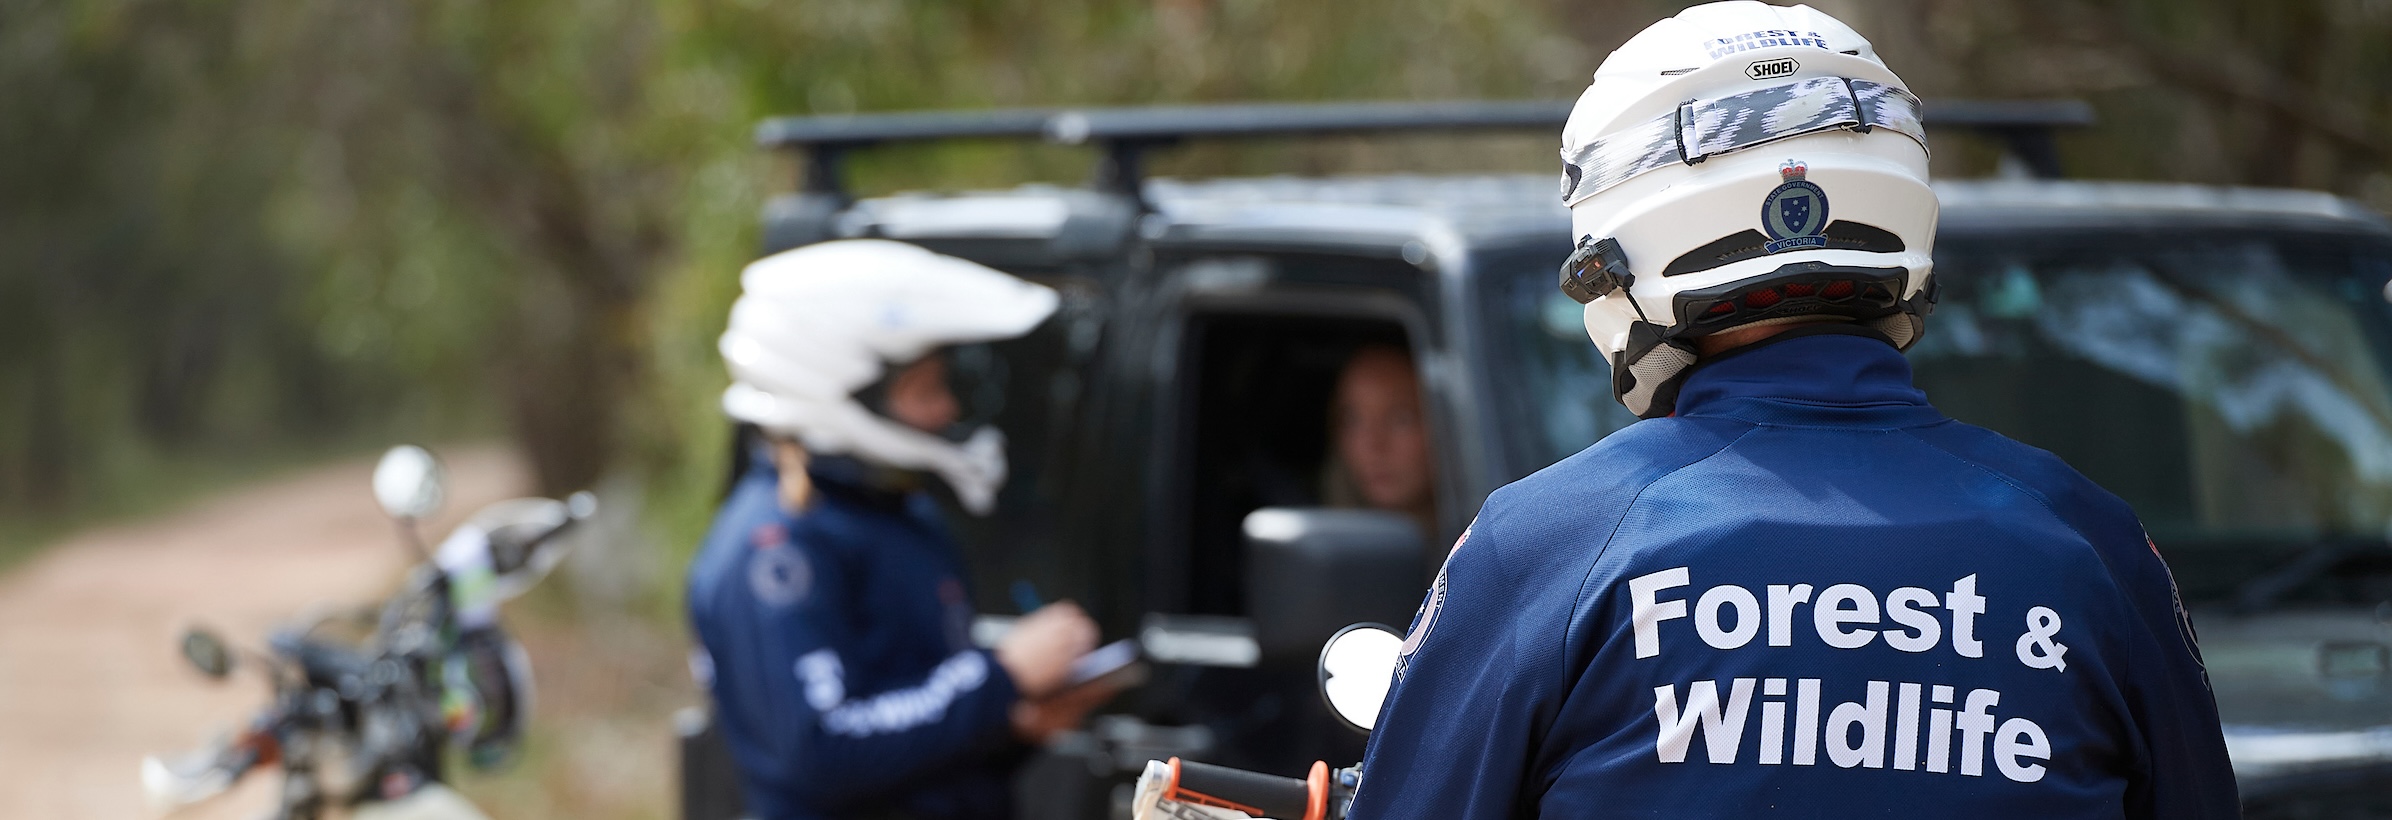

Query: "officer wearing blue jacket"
<box><xmin>1350</xmin><ymin>4</ymin><xmax>2236</xmax><ymax>817</ymax></box>
<box><xmin>690</xmin><ymin>240</ymin><xmax>1115</xmax><ymax>819</ymax></box>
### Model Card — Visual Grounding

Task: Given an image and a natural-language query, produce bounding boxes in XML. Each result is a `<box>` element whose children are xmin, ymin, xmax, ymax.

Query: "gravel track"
<box><xmin>0</xmin><ymin>446</ymin><xmax>529</xmax><ymax>819</ymax></box>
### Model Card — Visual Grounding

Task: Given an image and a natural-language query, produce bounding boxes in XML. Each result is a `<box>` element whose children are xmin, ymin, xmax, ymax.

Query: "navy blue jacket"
<box><xmin>688</xmin><ymin>456</ymin><xmax>1021</xmax><ymax>820</ymax></box>
<box><xmin>1351</xmin><ymin>328</ymin><xmax>2236</xmax><ymax>818</ymax></box>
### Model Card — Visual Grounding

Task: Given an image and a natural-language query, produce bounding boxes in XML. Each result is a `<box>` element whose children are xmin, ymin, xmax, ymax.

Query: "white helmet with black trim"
<box><xmin>718</xmin><ymin>239</ymin><xmax>1060</xmax><ymax>514</ymax></box>
<box><xmin>1559</xmin><ymin>1</ymin><xmax>1938</xmax><ymax>418</ymax></box>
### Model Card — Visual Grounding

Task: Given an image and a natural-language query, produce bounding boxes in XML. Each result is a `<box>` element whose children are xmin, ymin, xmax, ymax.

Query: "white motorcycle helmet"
<box><xmin>718</xmin><ymin>239</ymin><xmax>1060</xmax><ymax>514</ymax></box>
<box><xmin>1559</xmin><ymin>1</ymin><xmax>1938</xmax><ymax>418</ymax></box>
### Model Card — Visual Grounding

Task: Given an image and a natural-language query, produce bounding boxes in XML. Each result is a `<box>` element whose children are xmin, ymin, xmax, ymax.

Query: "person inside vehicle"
<box><xmin>1350</xmin><ymin>3</ymin><xmax>2236</xmax><ymax>818</ymax></box>
<box><xmin>689</xmin><ymin>239</ymin><xmax>1117</xmax><ymax>820</ymax></box>
<box><xmin>1324</xmin><ymin>343</ymin><xmax>1440</xmax><ymax>566</ymax></box>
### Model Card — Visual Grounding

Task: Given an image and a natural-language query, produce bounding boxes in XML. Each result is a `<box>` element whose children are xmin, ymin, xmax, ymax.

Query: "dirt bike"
<box><xmin>141</xmin><ymin>445</ymin><xmax>594</xmax><ymax>820</ymax></box>
<box><xmin>1128</xmin><ymin>623</ymin><xmax>1402</xmax><ymax>820</ymax></box>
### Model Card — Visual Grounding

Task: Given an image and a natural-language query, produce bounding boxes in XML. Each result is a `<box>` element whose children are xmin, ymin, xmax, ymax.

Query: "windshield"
<box><xmin>1479</xmin><ymin>231</ymin><xmax>2392</xmax><ymax>602</ymax></box>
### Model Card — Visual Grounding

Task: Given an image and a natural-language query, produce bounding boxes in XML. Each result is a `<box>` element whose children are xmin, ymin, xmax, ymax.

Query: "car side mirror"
<box><xmin>179</xmin><ymin>627</ymin><xmax>233</xmax><ymax>680</ymax></box>
<box><xmin>1241</xmin><ymin>507</ymin><xmax>1425</xmax><ymax>663</ymax></box>
<box><xmin>1318</xmin><ymin>623</ymin><xmax>1402</xmax><ymax>733</ymax></box>
<box><xmin>372</xmin><ymin>445</ymin><xmax>446</xmax><ymax>522</ymax></box>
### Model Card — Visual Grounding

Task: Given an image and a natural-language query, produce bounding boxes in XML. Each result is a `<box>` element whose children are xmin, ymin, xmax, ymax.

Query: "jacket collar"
<box><xmin>806</xmin><ymin>455</ymin><xmax>922</xmax><ymax>514</ymax></box>
<box><xmin>738</xmin><ymin>442</ymin><xmax>922</xmax><ymax>518</ymax></box>
<box><xmin>1671</xmin><ymin>325</ymin><xmax>1947</xmax><ymax>429</ymax></box>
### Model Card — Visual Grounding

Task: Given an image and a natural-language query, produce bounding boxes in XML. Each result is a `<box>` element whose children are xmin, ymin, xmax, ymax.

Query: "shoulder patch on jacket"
<box><xmin>748</xmin><ymin>524</ymin><xmax>813</xmax><ymax>608</ymax></box>
<box><xmin>1396</xmin><ymin>525</ymin><xmax>1468</xmax><ymax>679</ymax></box>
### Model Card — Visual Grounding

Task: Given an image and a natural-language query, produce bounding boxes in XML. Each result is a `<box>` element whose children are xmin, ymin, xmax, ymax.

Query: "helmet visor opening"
<box><xmin>854</xmin><ymin>344</ymin><xmax>1013</xmax><ymax>443</ymax></box>
<box><xmin>943</xmin><ymin>342</ymin><xmax>1010</xmax><ymax>434</ymax></box>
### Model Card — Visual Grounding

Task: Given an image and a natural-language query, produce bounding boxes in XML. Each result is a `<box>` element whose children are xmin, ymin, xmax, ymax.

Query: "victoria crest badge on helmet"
<box><xmin>1761</xmin><ymin>160</ymin><xmax>1830</xmax><ymax>253</ymax></box>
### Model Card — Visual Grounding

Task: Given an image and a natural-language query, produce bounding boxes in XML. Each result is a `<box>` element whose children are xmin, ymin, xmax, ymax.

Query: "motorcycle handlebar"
<box><xmin>1166</xmin><ymin>757</ymin><xmax>1330</xmax><ymax>820</ymax></box>
<box><xmin>476</xmin><ymin>491</ymin><xmax>595</xmax><ymax>576</ymax></box>
<box><xmin>271</xmin><ymin>630</ymin><xmax>372</xmax><ymax>685</ymax></box>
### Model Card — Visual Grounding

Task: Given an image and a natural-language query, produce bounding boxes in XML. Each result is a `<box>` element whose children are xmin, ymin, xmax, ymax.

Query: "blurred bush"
<box><xmin>4</xmin><ymin>0</ymin><xmax>2389</xmax><ymax>569</ymax></box>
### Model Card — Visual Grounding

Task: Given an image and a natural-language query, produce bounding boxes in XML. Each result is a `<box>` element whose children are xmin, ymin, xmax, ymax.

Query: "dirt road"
<box><xmin>0</xmin><ymin>446</ymin><xmax>530</xmax><ymax>819</ymax></box>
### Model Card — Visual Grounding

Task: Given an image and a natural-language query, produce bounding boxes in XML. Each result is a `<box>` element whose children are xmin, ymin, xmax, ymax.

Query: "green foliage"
<box><xmin>6</xmin><ymin>0</ymin><xmax>2390</xmax><ymax>572</ymax></box>
<box><xmin>8</xmin><ymin>2</ymin><xmax>2389</xmax><ymax>814</ymax></box>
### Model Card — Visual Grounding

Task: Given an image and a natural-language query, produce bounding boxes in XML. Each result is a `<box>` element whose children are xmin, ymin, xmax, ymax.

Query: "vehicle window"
<box><xmin>1163</xmin><ymin>310</ymin><xmax>1418</xmax><ymax>776</ymax></box>
<box><xmin>1475</xmin><ymin>247</ymin><xmax>1639</xmax><ymax>480</ymax></box>
<box><xmin>1479</xmin><ymin>234</ymin><xmax>2392</xmax><ymax>604</ymax></box>
<box><xmin>1174</xmin><ymin>313</ymin><xmax>1425</xmax><ymax>615</ymax></box>
<box><xmin>1914</xmin><ymin>234</ymin><xmax>2392</xmax><ymax>602</ymax></box>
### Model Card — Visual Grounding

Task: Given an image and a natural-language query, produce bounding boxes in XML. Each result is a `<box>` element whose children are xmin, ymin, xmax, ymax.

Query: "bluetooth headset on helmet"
<box><xmin>1560</xmin><ymin>1</ymin><xmax>1940</xmax><ymax>418</ymax></box>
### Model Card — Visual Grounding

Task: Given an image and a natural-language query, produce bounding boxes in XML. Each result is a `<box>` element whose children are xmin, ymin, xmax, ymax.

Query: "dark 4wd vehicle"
<box><xmin>685</xmin><ymin>102</ymin><xmax>2392</xmax><ymax>819</ymax></box>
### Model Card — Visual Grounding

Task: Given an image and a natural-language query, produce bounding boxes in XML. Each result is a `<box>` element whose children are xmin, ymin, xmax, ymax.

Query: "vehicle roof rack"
<box><xmin>1044</xmin><ymin>100</ymin><xmax>1571</xmax><ymax>198</ymax></box>
<box><xmin>757</xmin><ymin>100</ymin><xmax>1572</xmax><ymax>205</ymax></box>
<box><xmin>1920</xmin><ymin>99</ymin><xmax>2096</xmax><ymax>180</ymax></box>
<box><xmin>755</xmin><ymin>96</ymin><xmax>2096</xmax><ymax>207</ymax></box>
<box><xmin>756</xmin><ymin>108</ymin><xmax>1057</xmax><ymax>204</ymax></box>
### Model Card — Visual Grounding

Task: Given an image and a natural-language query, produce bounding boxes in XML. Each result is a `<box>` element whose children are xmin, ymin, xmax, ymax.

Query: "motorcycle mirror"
<box><xmin>373</xmin><ymin>445</ymin><xmax>446</xmax><ymax>521</ymax></box>
<box><xmin>179</xmin><ymin>627</ymin><xmax>234</xmax><ymax>679</ymax></box>
<box><xmin>1317</xmin><ymin>622</ymin><xmax>1403</xmax><ymax>733</ymax></box>
<box><xmin>566</xmin><ymin>490</ymin><xmax>599</xmax><ymax>521</ymax></box>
